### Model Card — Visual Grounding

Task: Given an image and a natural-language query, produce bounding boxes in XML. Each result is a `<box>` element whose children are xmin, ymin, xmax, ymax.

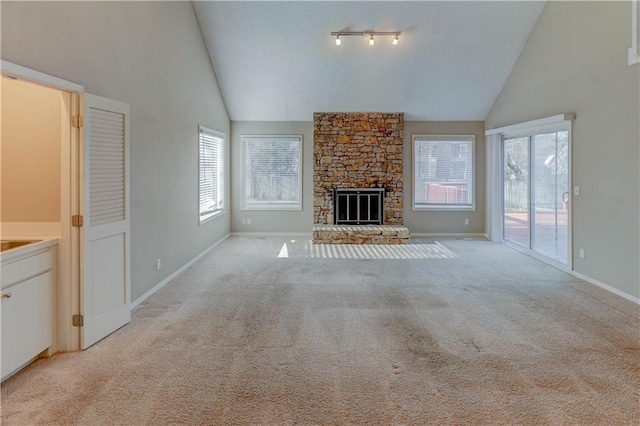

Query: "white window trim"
<box><xmin>486</xmin><ymin>113</ymin><xmax>574</xmax><ymax>137</ymax></box>
<box><xmin>198</xmin><ymin>126</ymin><xmax>226</xmax><ymax>225</ymax></box>
<box><xmin>241</xmin><ymin>134</ymin><xmax>303</xmax><ymax>211</ymax></box>
<box><xmin>412</xmin><ymin>134</ymin><xmax>476</xmax><ymax>212</ymax></box>
<box><xmin>630</xmin><ymin>0</ymin><xmax>640</xmax><ymax>65</ymax></box>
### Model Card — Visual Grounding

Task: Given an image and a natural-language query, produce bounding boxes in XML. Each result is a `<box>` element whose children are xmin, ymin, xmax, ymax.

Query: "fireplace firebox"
<box><xmin>333</xmin><ymin>188</ymin><xmax>384</xmax><ymax>225</ymax></box>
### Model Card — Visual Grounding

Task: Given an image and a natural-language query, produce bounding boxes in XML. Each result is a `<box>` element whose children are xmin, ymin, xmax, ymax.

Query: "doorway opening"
<box><xmin>1</xmin><ymin>70</ymin><xmax>79</xmax><ymax>354</ymax></box>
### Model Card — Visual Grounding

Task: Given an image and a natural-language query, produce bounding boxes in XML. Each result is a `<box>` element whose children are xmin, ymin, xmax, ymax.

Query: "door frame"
<box><xmin>1</xmin><ymin>60</ymin><xmax>84</xmax><ymax>352</ymax></box>
<box><xmin>486</xmin><ymin>113</ymin><xmax>574</xmax><ymax>272</ymax></box>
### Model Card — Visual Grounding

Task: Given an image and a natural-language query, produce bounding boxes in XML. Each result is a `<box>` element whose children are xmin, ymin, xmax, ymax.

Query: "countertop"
<box><xmin>0</xmin><ymin>237</ymin><xmax>59</xmax><ymax>263</ymax></box>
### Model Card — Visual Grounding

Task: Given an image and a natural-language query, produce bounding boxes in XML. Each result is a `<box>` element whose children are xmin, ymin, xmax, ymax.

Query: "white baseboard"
<box><xmin>1</xmin><ymin>222</ymin><xmax>62</xmax><ymax>238</ymax></box>
<box><xmin>131</xmin><ymin>233</ymin><xmax>231</xmax><ymax>309</ymax></box>
<box><xmin>570</xmin><ymin>271</ymin><xmax>640</xmax><ymax>305</ymax></box>
<box><xmin>231</xmin><ymin>232</ymin><xmax>312</xmax><ymax>238</ymax></box>
<box><xmin>411</xmin><ymin>232</ymin><xmax>487</xmax><ymax>239</ymax></box>
<box><xmin>500</xmin><ymin>242</ymin><xmax>638</xmax><ymax>306</ymax></box>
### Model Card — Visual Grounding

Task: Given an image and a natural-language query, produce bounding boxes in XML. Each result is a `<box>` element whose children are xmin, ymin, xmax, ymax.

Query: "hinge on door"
<box><xmin>71</xmin><ymin>115</ymin><xmax>84</xmax><ymax>128</ymax></box>
<box><xmin>72</xmin><ymin>215</ymin><xmax>84</xmax><ymax>228</ymax></box>
<box><xmin>72</xmin><ymin>314</ymin><xmax>84</xmax><ymax>327</ymax></box>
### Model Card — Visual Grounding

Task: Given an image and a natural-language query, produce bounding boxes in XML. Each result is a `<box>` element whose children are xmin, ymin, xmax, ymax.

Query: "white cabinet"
<box><xmin>1</xmin><ymin>244</ymin><xmax>56</xmax><ymax>380</ymax></box>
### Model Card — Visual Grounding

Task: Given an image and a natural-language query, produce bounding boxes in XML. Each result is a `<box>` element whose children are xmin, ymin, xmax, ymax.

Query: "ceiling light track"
<box><xmin>331</xmin><ymin>31</ymin><xmax>401</xmax><ymax>46</ymax></box>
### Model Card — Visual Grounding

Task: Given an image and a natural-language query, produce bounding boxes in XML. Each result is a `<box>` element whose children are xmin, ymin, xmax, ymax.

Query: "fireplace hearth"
<box><xmin>334</xmin><ymin>188</ymin><xmax>384</xmax><ymax>225</ymax></box>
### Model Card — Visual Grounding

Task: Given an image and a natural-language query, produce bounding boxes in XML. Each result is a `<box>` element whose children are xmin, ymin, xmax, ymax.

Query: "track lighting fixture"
<box><xmin>330</xmin><ymin>31</ymin><xmax>401</xmax><ymax>46</ymax></box>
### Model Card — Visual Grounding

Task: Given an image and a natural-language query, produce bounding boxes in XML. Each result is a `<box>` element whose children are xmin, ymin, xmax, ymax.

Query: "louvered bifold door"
<box><xmin>81</xmin><ymin>93</ymin><xmax>131</xmax><ymax>349</ymax></box>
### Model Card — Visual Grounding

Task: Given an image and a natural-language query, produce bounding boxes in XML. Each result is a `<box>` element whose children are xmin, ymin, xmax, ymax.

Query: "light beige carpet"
<box><xmin>1</xmin><ymin>237</ymin><xmax>639</xmax><ymax>425</ymax></box>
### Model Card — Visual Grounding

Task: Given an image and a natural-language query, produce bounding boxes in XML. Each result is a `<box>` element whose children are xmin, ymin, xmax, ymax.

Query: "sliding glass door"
<box><xmin>531</xmin><ymin>132</ymin><xmax>569</xmax><ymax>263</ymax></box>
<box><xmin>504</xmin><ymin>137</ymin><xmax>529</xmax><ymax>246</ymax></box>
<box><xmin>503</xmin><ymin>130</ymin><xmax>570</xmax><ymax>265</ymax></box>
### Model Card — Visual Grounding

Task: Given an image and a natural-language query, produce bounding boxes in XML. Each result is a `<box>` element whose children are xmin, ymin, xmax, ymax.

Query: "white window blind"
<box><xmin>242</xmin><ymin>135</ymin><xmax>302</xmax><ymax>210</ymax></box>
<box><xmin>199</xmin><ymin>126</ymin><xmax>225</xmax><ymax>223</ymax></box>
<box><xmin>413</xmin><ymin>135</ymin><xmax>475</xmax><ymax>210</ymax></box>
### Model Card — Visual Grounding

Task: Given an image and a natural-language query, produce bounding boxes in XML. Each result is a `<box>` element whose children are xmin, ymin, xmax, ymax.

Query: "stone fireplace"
<box><xmin>313</xmin><ymin>112</ymin><xmax>404</xmax><ymax>224</ymax></box>
<box><xmin>313</xmin><ymin>112</ymin><xmax>409</xmax><ymax>244</ymax></box>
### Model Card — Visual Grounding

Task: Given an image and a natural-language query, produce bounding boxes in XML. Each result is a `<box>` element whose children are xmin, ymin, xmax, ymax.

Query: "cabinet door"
<box><xmin>1</xmin><ymin>271</ymin><xmax>54</xmax><ymax>379</ymax></box>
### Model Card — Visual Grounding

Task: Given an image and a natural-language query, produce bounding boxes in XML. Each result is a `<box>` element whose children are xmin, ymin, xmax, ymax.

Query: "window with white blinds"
<box><xmin>199</xmin><ymin>126</ymin><xmax>225</xmax><ymax>224</ymax></box>
<box><xmin>413</xmin><ymin>135</ymin><xmax>475</xmax><ymax>210</ymax></box>
<box><xmin>242</xmin><ymin>135</ymin><xmax>302</xmax><ymax>210</ymax></box>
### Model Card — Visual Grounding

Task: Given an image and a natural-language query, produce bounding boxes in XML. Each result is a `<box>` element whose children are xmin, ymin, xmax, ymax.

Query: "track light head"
<box><xmin>392</xmin><ymin>34</ymin><xmax>399</xmax><ymax>45</ymax></box>
<box><xmin>336</xmin><ymin>35</ymin><xmax>341</xmax><ymax>46</ymax></box>
<box><xmin>369</xmin><ymin>35</ymin><xmax>375</xmax><ymax>46</ymax></box>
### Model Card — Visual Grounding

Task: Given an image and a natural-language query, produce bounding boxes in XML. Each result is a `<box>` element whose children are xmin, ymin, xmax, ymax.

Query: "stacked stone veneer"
<box><xmin>313</xmin><ymin>112</ymin><xmax>404</xmax><ymax>225</ymax></box>
<box><xmin>313</xmin><ymin>225</ymin><xmax>410</xmax><ymax>244</ymax></box>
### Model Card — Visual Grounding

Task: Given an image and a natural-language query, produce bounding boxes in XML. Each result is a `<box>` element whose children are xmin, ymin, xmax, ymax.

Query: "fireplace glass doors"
<box><xmin>333</xmin><ymin>188</ymin><xmax>384</xmax><ymax>225</ymax></box>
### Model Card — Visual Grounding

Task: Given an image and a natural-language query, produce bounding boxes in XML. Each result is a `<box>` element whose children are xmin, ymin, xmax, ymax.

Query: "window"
<box><xmin>199</xmin><ymin>126</ymin><xmax>225</xmax><ymax>224</ymax></box>
<box><xmin>242</xmin><ymin>135</ymin><xmax>302</xmax><ymax>210</ymax></box>
<box><xmin>413</xmin><ymin>135</ymin><xmax>475</xmax><ymax>210</ymax></box>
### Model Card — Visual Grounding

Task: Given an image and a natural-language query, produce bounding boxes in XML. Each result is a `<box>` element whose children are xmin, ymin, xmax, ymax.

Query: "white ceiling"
<box><xmin>194</xmin><ymin>1</ymin><xmax>545</xmax><ymax>122</ymax></box>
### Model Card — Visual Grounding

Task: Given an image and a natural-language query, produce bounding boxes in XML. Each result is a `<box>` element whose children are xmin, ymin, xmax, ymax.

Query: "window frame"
<box><xmin>241</xmin><ymin>134</ymin><xmax>303</xmax><ymax>211</ymax></box>
<box><xmin>198</xmin><ymin>125</ymin><xmax>226</xmax><ymax>225</ymax></box>
<box><xmin>629</xmin><ymin>0</ymin><xmax>640</xmax><ymax>65</ymax></box>
<box><xmin>412</xmin><ymin>134</ymin><xmax>476</xmax><ymax>211</ymax></box>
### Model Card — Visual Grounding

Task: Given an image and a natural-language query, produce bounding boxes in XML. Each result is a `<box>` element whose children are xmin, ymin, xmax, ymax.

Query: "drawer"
<box><xmin>1</xmin><ymin>249</ymin><xmax>54</xmax><ymax>289</ymax></box>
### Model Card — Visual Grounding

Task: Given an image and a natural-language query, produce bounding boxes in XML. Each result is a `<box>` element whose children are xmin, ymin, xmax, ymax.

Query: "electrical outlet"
<box><xmin>247</xmin><ymin>218</ymin><xmax>252</xmax><ymax>225</ymax></box>
<box><xmin>579</xmin><ymin>248</ymin><xmax>585</xmax><ymax>259</ymax></box>
<box><xmin>241</xmin><ymin>218</ymin><xmax>246</xmax><ymax>225</ymax></box>
<box><xmin>574</xmin><ymin>186</ymin><xmax>580</xmax><ymax>196</ymax></box>
<box><xmin>156</xmin><ymin>258</ymin><xmax>162</xmax><ymax>270</ymax></box>
<box><xmin>464</xmin><ymin>218</ymin><xmax>470</xmax><ymax>226</ymax></box>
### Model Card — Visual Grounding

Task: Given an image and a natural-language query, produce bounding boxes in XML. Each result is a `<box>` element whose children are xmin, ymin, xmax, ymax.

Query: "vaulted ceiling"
<box><xmin>193</xmin><ymin>1</ymin><xmax>546</xmax><ymax>122</ymax></box>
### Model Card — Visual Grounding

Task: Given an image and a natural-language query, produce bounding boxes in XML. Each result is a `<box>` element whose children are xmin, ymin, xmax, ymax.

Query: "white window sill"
<box><xmin>413</xmin><ymin>206</ymin><xmax>476</xmax><ymax>212</ymax></box>
<box><xmin>199</xmin><ymin>210</ymin><xmax>226</xmax><ymax>225</ymax></box>
<box><xmin>241</xmin><ymin>205</ymin><xmax>302</xmax><ymax>211</ymax></box>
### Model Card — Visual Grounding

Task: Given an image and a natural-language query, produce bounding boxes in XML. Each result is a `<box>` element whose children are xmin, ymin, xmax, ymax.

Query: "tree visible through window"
<box><xmin>199</xmin><ymin>126</ymin><xmax>225</xmax><ymax>224</ymax></box>
<box><xmin>413</xmin><ymin>135</ymin><xmax>475</xmax><ymax>210</ymax></box>
<box><xmin>242</xmin><ymin>135</ymin><xmax>302</xmax><ymax>210</ymax></box>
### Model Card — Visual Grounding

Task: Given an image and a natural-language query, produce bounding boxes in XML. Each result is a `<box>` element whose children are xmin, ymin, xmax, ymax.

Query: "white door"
<box><xmin>80</xmin><ymin>93</ymin><xmax>130</xmax><ymax>349</ymax></box>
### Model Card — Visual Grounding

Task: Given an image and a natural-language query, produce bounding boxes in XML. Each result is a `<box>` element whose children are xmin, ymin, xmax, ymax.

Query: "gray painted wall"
<box><xmin>231</xmin><ymin>121</ymin><xmax>314</xmax><ymax>233</ymax></box>
<box><xmin>2</xmin><ymin>2</ymin><xmax>231</xmax><ymax>301</ymax></box>
<box><xmin>404</xmin><ymin>121</ymin><xmax>486</xmax><ymax>234</ymax></box>
<box><xmin>486</xmin><ymin>1</ymin><xmax>639</xmax><ymax>299</ymax></box>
